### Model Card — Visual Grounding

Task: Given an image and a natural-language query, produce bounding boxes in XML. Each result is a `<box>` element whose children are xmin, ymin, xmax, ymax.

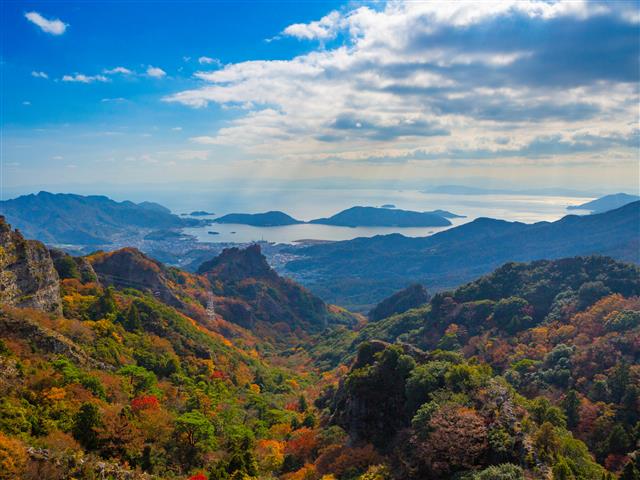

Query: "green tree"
<box><xmin>552</xmin><ymin>457</ymin><xmax>576</xmax><ymax>480</ymax></box>
<box><xmin>534</xmin><ymin>422</ymin><xmax>559</xmax><ymax>460</ymax></box>
<box><xmin>475</xmin><ymin>463</ymin><xmax>524</xmax><ymax>480</ymax></box>
<box><xmin>124</xmin><ymin>302</ymin><xmax>142</xmax><ymax>331</ymax></box>
<box><xmin>174</xmin><ymin>411</ymin><xmax>215</xmax><ymax>468</ymax></box>
<box><xmin>72</xmin><ymin>402</ymin><xmax>102</xmax><ymax>450</ymax></box>
<box><xmin>493</xmin><ymin>297</ymin><xmax>533</xmax><ymax>333</ymax></box>
<box><xmin>562</xmin><ymin>390</ymin><xmax>580</xmax><ymax>429</ymax></box>
<box><xmin>92</xmin><ymin>287</ymin><xmax>117</xmax><ymax>319</ymax></box>
<box><xmin>118</xmin><ymin>365</ymin><xmax>158</xmax><ymax>394</ymax></box>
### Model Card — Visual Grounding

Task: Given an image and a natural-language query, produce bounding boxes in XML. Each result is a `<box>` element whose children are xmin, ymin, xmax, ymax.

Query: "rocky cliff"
<box><xmin>0</xmin><ymin>216</ymin><xmax>61</xmax><ymax>313</ymax></box>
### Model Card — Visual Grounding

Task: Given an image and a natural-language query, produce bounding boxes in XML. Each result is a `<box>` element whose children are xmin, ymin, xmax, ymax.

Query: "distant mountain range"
<box><xmin>283</xmin><ymin>201</ymin><xmax>640</xmax><ymax>311</ymax></box>
<box><xmin>0</xmin><ymin>191</ymin><xmax>203</xmax><ymax>245</ymax></box>
<box><xmin>567</xmin><ymin>193</ymin><xmax>640</xmax><ymax>214</ymax></box>
<box><xmin>213</xmin><ymin>206</ymin><xmax>463</xmax><ymax>228</ymax></box>
<box><xmin>425</xmin><ymin>184</ymin><xmax>598</xmax><ymax>197</ymax></box>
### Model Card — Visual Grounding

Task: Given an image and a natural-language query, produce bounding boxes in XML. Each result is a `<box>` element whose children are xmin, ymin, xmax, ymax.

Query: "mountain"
<box><xmin>213</xmin><ymin>211</ymin><xmax>303</xmax><ymax>226</ymax></box>
<box><xmin>197</xmin><ymin>244</ymin><xmax>357</xmax><ymax>337</ymax></box>
<box><xmin>1</xmin><ymin>217</ymin><xmax>638</xmax><ymax>479</ymax></box>
<box><xmin>0</xmin><ymin>191</ymin><xmax>202</xmax><ymax>245</ymax></box>
<box><xmin>309</xmin><ymin>206</ymin><xmax>453</xmax><ymax>227</ymax></box>
<box><xmin>368</xmin><ymin>284</ymin><xmax>430</xmax><ymax>321</ymax></box>
<box><xmin>0</xmin><ymin>216</ymin><xmax>61</xmax><ymax>313</ymax></box>
<box><xmin>313</xmin><ymin>256</ymin><xmax>639</xmax><ymax>478</ymax></box>
<box><xmin>567</xmin><ymin>192</ymin><xmax>640</xmax><ymax>214</ymax></box>
<box><xmin>284</xmin><ymin>201</ymin><xmax>640</xmax><ymax>310</ymax></box>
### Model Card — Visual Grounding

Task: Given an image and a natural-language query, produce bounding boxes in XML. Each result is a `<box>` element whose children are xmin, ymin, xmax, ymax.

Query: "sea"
<box><xmin>136</xmin><ymin>188</ymin><xmax>593</xmax><ymax>245</ymax></box>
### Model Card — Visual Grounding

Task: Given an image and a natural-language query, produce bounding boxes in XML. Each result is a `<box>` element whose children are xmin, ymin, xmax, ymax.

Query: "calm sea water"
<box><xmin>145</xmin><ymin>188</ymin><xmax>593</xmax><ymax>244</ymax></box>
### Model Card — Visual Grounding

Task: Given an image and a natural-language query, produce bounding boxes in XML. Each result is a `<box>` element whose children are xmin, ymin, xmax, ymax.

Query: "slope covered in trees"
<box><xmin>0</xmin><ymin>217</ymin><xmax>638</xmax><ymax>480</ymax></box>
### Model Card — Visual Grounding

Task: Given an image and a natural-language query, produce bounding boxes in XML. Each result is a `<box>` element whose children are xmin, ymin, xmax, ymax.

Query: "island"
<box><xmin>309</xmin><ymin>206</ymin><xmax>453</xmax><ymax>227</ymax></box>
<box><xmin>213</xmin><ymin>211</ymin><xmax>304</xmax><ymax>226</ymax></box>
<box><xmin>190</xmin><ymin>210</ymin><xmax>215</xmax><ymax>216</ymax></box>
<box><xmin>567</xmin><ymin>193</ymin><xmax>640</xmax><ymax>214</ymax></box>
<box><xmin>380</xmin><ymin>204</ymin><xmax>396</xmax><ymax>208</ymax></box>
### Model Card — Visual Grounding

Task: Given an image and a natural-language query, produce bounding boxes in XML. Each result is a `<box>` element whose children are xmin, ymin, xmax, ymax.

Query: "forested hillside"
<box><xmin>0</xmin><ymin>217</ymin><xmax>638</xmax><ymax>480</ymax></box>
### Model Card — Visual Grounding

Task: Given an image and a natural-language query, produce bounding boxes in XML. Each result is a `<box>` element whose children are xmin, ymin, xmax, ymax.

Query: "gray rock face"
<box><xmin>0</xmin><ymin>216</ymin><xmax>62</xmax><ymax>314</ymax></box>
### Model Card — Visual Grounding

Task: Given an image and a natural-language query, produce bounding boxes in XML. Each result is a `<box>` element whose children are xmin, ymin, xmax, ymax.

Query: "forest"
<box><xmin>0</xmin><ymin>219</ymin><xmax>639</xmax><ymax>480</ymax></box>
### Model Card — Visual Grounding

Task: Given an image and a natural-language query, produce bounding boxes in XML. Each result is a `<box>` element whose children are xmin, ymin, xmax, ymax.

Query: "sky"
<box><xmin>1</xmin><ymin>0</ymin><xmax>639</xmax><ymax>195</ymax></box>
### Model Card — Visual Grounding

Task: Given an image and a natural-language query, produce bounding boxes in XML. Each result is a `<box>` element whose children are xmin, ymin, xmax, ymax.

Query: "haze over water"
<box><xmin>161</xmin><ymin>188</ymin><xmax>594</xmax><ymax>244</ymax></box>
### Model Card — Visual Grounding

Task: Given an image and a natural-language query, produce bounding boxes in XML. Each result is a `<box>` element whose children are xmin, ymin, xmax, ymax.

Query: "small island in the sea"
<box><xmin>190</xmin><ymin>210</ymin><xmax>215</xmax><ymax>216</ymax></box>
<box><xmin>380</xmin><ymin>204</ymin><xmax>396</xmax><ymax>208</ymax></box>
<box><xmin>213</xmin><ymin>211</ymin><xmax>303</xmax><ymax>226</ymax></box>
<box><xmin>207</xmin><ymin>231</ymin><xmax>220</xmax><ymax>235</ymax></box>
<box><xmin>210</xmin><ymin>206</ymin><xmax>465</xmax><ymax>228</ymax></box>
<box><xmin>309</xmin><ymin>206</ymin><xmax>459</xmax><ymax>227</ymax></box>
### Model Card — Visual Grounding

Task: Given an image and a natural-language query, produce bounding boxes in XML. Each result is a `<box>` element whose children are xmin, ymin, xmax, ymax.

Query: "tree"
<box><xmin>0</xmin><ymin>432</ymin><xmax>27</xmax><ymax>480</ymax></box>
<box><xmin>298</xmin><ymin>394</ymin><xmax>308</xmax><ymax>412</ymax></box>
<box><xmin>174</xmin><ymin>411</ymin><xmax>215</xmax><ymax>468</ymax></box>
<box><xmin>577</xmin><ymin>281</ymin><xmax>611</xmax><ymax>309</ymax></box>
<box><xmin>552</xmin><ymin>457</ymin><xmax>576</xmax><ymax>480</ymax></box>
<box><xmin>118</xmin><ymin>365</ymin><xmax>158</xmax><ymax>395</ymax></box>
<box><xmin>72</xmin><ymin>402</ymin><xmax>102</xmax><ymax>450</ymax></box>
<box><xmin>124</xmin><ymin>302</ymin><xmax>142</xmax><ymax>331</ymax></box>
<box><xmin>493</xmin><ymin>297</ymin><xmax>533</xmax><ymax>333</ymax></box>
<box><xmin>475</xmin><ymin>464</ymin><xmax>524</xmax><ymax>480</ymax></box>
<box><xmin>534</xmin><ymin>422</ymin><xmax>559</xmax><ymax>461</ymax></box>
<box><xmin>92</xmin><ymin>287</ymin><xmax>117</xmax><ymax>319</ymax></box>
<box><xmin>608</xmin><ymin>362</ymin><xmax>629</xmax><ymax>403</ymax></box>
<box><xmin>562</xmin><ymin>390</ymin><xmax>581</xmax><ymax>429</ymax></box>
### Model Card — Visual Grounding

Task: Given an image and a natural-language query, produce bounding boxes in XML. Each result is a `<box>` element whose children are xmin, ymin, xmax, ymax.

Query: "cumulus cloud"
<box><xmin>282</xmin><ymin>10</ymin><xmax>342</xmax><ymax>40</ymax></box>
<box><xmin>165</xmin><ymin>0</ymin><xmax>639</xmax><ymax>166</ymax></box>
<box><xmin>25</xmin><ymin>11</ymin><xmax>67</xmax><ymax>35</ymax></box>
<box><xmin>146</xmin><ymin>66</ymin><xmax>166</xmax><ymax>78</ymax></box>
<box><xmin>62</xmin><ymin>73</ymin><xmax>109</xmax><ymax>83</ymax></box>
<box><xmin>198</xmin><ymin>56</ymin><xmax>221</xmax><ymax>66</ymax></box>
<box><xmin>103</xmin><ymin>66</ymin><xmax>133</xmax><ymax>75</ymax></box>
<box><xmin>31</xmin><ymin>71</ymin><xmax>48</xmax><ymax>79</ymax></box>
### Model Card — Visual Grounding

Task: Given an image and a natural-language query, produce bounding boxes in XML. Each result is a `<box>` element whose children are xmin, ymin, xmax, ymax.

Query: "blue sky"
<box><xmin>2</xmin><ymin>0</ymin><xmax>639</xmax><ymax>194</ymax></box>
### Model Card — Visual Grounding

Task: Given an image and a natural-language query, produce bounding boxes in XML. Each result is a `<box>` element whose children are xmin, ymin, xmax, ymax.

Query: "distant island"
<box><xmin>211</xmin><ymin>206</ymin><xmax>464</xmax><ymax>228</ymax></box>
<box><xmin>213</xmin><ymin>211</ymin><xmax>303</xmax><ymax>226</ymax></box>
<box><xmin>190</xmin><ymin>210</ymin><xmax>215</xmax><ymax>216</ymax></box>
<box><xmin>380</xmin><ymin>204</ymin><xmax>396</xmax><ymax>208</ymax></box>
<box><xmin>567</xmin><ymin>193</ymin><xmax>640</xmax><ymax>214</ymax></box>
<box><xmin>309</xmin><ymin>206</ymin><xmax>454</xmax><ymax>227</ymax></box>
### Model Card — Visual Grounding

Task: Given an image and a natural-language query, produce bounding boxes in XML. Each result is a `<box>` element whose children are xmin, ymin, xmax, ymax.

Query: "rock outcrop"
<box><xmin>0</xmin><ymin>216</ymin><xmax>61</xmax><ymax>313</ymax></box>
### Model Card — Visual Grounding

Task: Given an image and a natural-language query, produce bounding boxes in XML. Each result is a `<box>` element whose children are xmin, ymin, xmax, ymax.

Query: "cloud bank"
<box><xmin>167</xmin><ymin>1</ymin><xmax>637</xmax><ymax>169</ymax></box>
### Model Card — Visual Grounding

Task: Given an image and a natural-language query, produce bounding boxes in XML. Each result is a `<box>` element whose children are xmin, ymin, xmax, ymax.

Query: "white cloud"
<box><xmin>165</xmin><ymin>0</ymin><xmax>639</xmax><ymax>168</ymax></box>
<box><xmin>31</xmin><ymin>71</ymin><xmax>48</xmax><ymax>79</ymax></box>
<box><xmin>282</xmin><ymin>10</ymin><xmax>342</xmax><ymax>40</ymax></box>
<box><xmin>198</xmin><ymin>56</ymin><xmax>221</xmax><ymax>66</ymax></box>
<box><xmin>62</xmin><ymin>73</ymin><xmax>109</xmax><ymax>83</ymax></box>
<box><xmin>146</xmin><ymin>66</ymin><xmax>166</xmax><ymax>78</ymax></box>
<box><xmin>103</xmin><ymin>66</ymin><xmax>133</xmax><ymax>75</ymax></box>
<box><xmin>25</xmin><ymin>11</ymin><xmax>67</xmax><ymax>35</ymax></box>
<box><xmin>101</xmin><ymin>97</ymin><xmax>127</xmax><ymax>103</ymax></box>
<box><xmin>22</xmin><ymin>101</ymin><xmax>31</xmax><ymax>106</ymax></box>
<box><xmin>172</xmin><ymin>127</ymin><xmax>183</xmax><ymax>131</ymax></box>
